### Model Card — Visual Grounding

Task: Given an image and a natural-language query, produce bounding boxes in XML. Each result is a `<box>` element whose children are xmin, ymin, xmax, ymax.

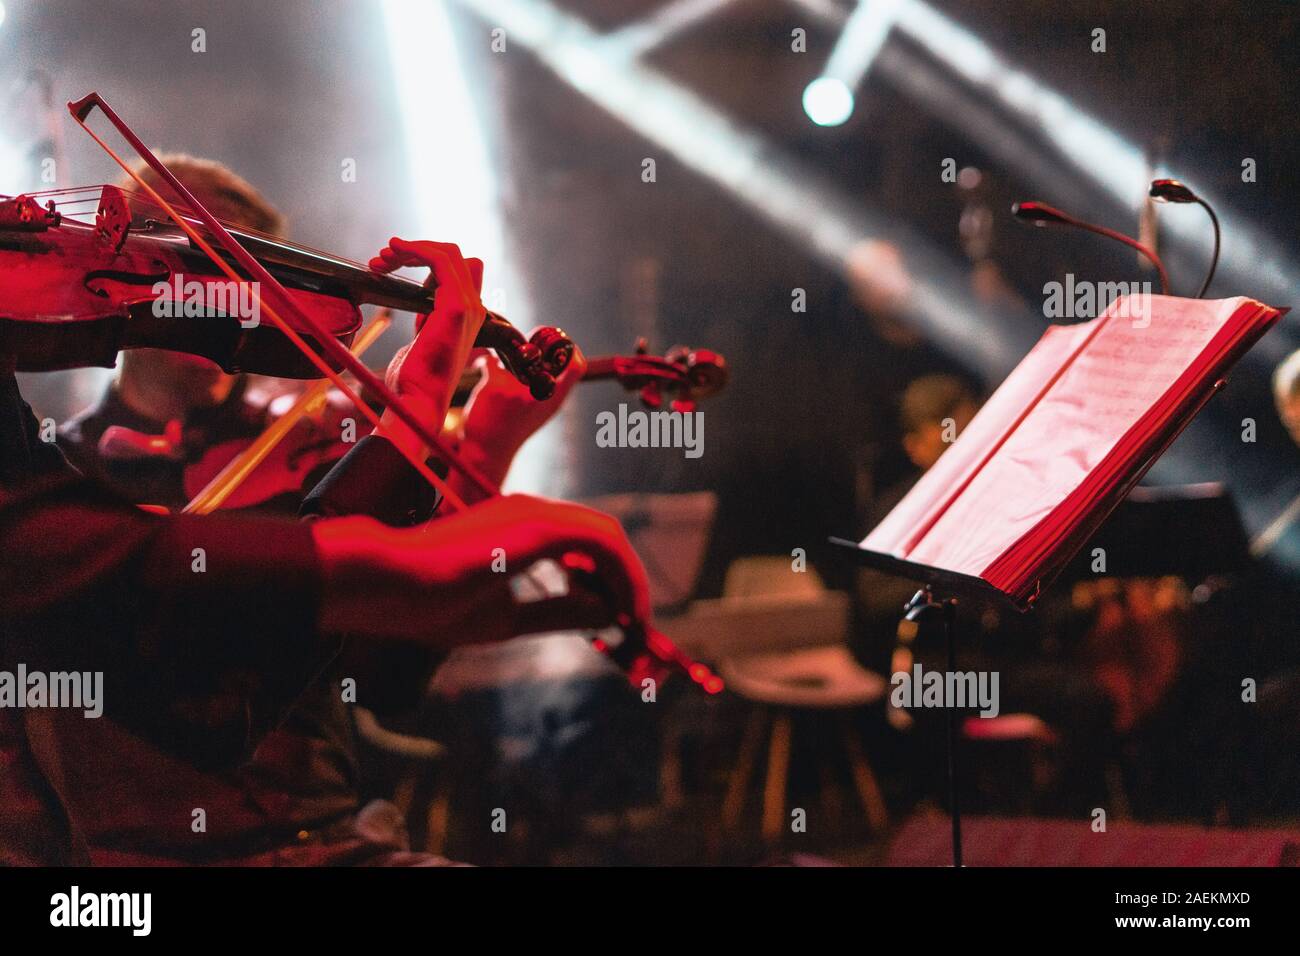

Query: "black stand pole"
<box><xmin>943</xmin><ymin>597</ymin><xmax>962</xmax><ymax>868</ymax></box>
<box><xmin>904</xmin><ymin>587</ymin><xmax>963</xmax><ymax>868</ymax></box>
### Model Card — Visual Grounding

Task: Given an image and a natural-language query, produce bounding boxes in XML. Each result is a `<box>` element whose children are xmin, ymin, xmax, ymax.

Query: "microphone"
<box><xmin>1149</xmin><ymin>179</ymin><xmax>1220</xmax><ymax>298</ymax></box>
<box><xmin>1011</xmin><ymin>200</ymin><xmax>1170</xmax><ymax>295</ymax></box>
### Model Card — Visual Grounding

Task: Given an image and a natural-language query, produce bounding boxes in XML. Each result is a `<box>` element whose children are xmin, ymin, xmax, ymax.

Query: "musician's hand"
<box><xmin>314</xmin><ymin>494</ymin><xmax>652</xmax><ymax>645</ymax></box>
<box><xmin>369</xmin><ymin>238</ymin><xmax>486</xmax><ymax>456</ymax></box>
<box><xmin>450</xmin><ymin>342</ymin><xmax>587</xmax><ymax>495</ymax></box>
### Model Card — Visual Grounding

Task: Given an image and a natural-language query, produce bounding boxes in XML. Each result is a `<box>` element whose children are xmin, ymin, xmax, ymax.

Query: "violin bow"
<box><xmin>193</xmin><ymin>340</ymin><xmax>724</xmax><ymax>515</ymax></box>
<box><xmin>69</xmin><ymin>92</ymin><xmax>721</xmax><ymax>694</ymax></box>
<box><xmin>69</xmin><ymin>91</ymin><xmax>491</xmax><ymax>513</ymax></box>
<box><xmin>183</xmin><ymin>310</ymin><xmax>394</xmax><ymax>515</ymax></box>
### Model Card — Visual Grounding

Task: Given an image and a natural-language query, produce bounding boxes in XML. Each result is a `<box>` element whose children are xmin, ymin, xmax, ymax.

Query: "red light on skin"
<box><xmin>703</xmin><ymin>676</ymin><xmax>724</xmax><ymax>695</ymax></box>
<box><xmin>561</xmin><ymin>551</ymin><xmax>598</xmax><ymax>576</ymax></box>
<box><xmin>591</xmin><ymin>638</ymin><xmax>608</xmax><ymax>653</ymax></box>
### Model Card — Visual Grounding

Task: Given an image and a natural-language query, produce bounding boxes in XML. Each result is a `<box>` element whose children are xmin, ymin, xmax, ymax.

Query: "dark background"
<box><xmin>4</xmin><ymin>0</ymin><xmax>1298</xmax><ymax>588</ymax></box>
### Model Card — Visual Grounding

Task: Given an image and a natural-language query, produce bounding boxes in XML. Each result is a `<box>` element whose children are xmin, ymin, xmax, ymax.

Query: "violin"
<box><xmin>182</xmin><ymin>389</ymin><xmax>363</xmax><ymax>512</ymax></box>
<box><xmin>453</xmin><ymin>338</ymin><xmax>728</xmax><ymax>411</ymax></box>
<box><xmin>0</xmin><ymin>185</ymin><xmax>573</xmax><ymax>398</ymax></box>
<box><xmin>183</xmin><ymin>339</ymin><xmax>729</xmax><ymax>512</ymax></box>
<box><xmin>9</xmin><ymin>89</ymin><xmax>720</xmax><ymax>695</ymax></box>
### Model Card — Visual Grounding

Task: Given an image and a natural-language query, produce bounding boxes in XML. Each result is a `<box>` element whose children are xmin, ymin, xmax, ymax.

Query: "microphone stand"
<box><xmin>1149</xmin><ymin>179</ymin><xmax>1220</xmax><ymax>298</ymax></box>
<box><xmin>1012</xmin><ymin>201</ymin><xmax>1170</xmax><ymax>295</ymax></box>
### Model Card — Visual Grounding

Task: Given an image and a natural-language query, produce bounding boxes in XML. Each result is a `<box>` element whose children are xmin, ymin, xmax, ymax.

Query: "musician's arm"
<box><xmin>299</xmin><ymin>342</ymin><xmax>587</xmax><ymax>532</ymax></box>
<box><xmin>1</xmin><ymin>470</ymin><xmax>633</xmax><ymax>652</ymax></box>
<box><xmin>2</xmin><ymin>373</ymin><xmax>78</xmax><ymax>482</ymax></box>
<box><xmin>299</xmin><ymin>433</ymin><xmax>443</xmax><ymax>526</ymax></box>
<box><xmin>0</xmin><ymin>473</ymin><xmax>328</xmax><ymax>678</ymax></box>
<box><xmin>442</xmin><ymin>347</ymin><xmax>588</xmax><ymax>505</ymax></box>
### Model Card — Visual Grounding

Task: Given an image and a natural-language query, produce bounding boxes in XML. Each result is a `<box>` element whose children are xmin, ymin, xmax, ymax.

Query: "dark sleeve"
<box><xmin>0</xmin><ymin>372</ymin><xmax>77</xmax><ymax>485</ymax></box>
<box><xmin>300</xmin><ymin>434</ymin><xmax>442</xmax><ymax>526</ymax></box>
<box><xmin>299</xmin><ymin>434</ymin><xmax>447</xmax><ymax>714</ymax></box>
<box><xmin>0</xmin><ymin>472</ymin><xmax>325</xmax><ymax>678</ymax></box>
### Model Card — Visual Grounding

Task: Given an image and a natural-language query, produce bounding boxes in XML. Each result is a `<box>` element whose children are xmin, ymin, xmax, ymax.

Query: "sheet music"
<box><xmin>883</xmin><ymin>296</ymin><xmax>1257</xmax><ymax>579</ymax></box>
<box><xmin>862</xmin><ymin>322</ymin><xmax>1091</xmax><ymax>556</ymax></box>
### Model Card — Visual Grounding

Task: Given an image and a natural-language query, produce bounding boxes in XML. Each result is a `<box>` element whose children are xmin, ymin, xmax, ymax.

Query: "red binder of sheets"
<box><xmin>857</xmin><ymin>295</ymin><xmax>1284</xmax><ymax>608</ymax></box>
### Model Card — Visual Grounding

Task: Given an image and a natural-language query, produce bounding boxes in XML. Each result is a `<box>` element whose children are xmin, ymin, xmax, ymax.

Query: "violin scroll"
<box><xmin>662</xmin><ymin>344</ymin><xmax>727</xmax><ymax>410</ymax></box>
<box><xmin>616</xmin><ymin>339</ymin><xmax>729</xmax><ymax>412</ymax></box>
<box><xmin>477</xmin><ymin>312</ymin><xmax>574</xmax><ymax>400</ymax></box>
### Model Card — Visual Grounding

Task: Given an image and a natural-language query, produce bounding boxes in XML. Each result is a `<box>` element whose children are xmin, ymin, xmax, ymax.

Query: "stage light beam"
<box><xmin>803</xmin><ymin>0</ymin><xmax>903</xmax><ymax>127</ymax></box>
<box><xmin>449</xmin><ymin>0</ymin><xmax>1034</xmax><ymax>379</ymax></box>
<box><xmin>380</xmin><ymin>0</ymin><xmax>557</xmax><ymax>494</ymax></box>
<box><xmin>789</xmin><ymin>0</ymin><xmax>1297</xmax><ymax>334</ymax></box>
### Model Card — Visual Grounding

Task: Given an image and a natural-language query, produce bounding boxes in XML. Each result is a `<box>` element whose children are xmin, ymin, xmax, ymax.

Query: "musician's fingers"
<box><xmin>554</xmin><ymin>536</ymin><xmax>652</xmax><ymax>627</ymax></box>
<box><xmin>466</xmin><ymin>257</ymin><xmax>484</xmax><ymax>295</ymax></box>
<box><xmin>389</xmin><ymin>238</ymin><xmax>474</xmax><ymax>293</ymax></box>
<box><xmin>370</xmin><ymin>238</ymin><xmax>440</xmax><ymax>274</ymax></box>
<box><xmin>512</xmin><ymin>589</ymin><xmax>613</xmax><ymax>636</ymax></box>
<box><xmin>406</xmin><ymin>249</ymin><xmax>465</xmax><ymax>315</ymax></box>
<box><xmin>369</xmin><ymin>241</ymin><xmax>409</xmax><ymax>273</ymax></box>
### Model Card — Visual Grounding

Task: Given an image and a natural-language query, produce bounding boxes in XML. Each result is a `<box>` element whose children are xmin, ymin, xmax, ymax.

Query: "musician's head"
<box><xmin>899</xmin><ymin>373</ymin><xmax>980</xmax><ymax>471</ymax></box>
<box><xmin>117</xmin><ymin>153</ymin><xmax>286</xmax><ymax>236</ymax></box>
<box><xmin>115</xmin><ymin>155</ymin><xmax>285</xmax><ymax>417</ymax></box>
<box><xmin>1274</xmin><ymin>348</ymin><xmax>1300</xmax><ymax>448</ymax></box>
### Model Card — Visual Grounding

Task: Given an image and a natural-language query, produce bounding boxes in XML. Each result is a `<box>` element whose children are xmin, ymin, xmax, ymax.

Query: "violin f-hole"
<box><xmin>83</xmin><ymin>263</ymin><xmax>171</xmax><ymax>299</ymax></box>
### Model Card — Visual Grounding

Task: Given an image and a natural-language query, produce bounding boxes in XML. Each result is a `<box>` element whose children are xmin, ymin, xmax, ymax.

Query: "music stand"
<box><xmin>829</xmin><ymin>378</ymin><xmax>1235</xmax><ymax>866</ymax></box>
<box><xmin>828</xmin><ymin>542</ymin><xmax>1018</xmax><ymax>868</ymax></box>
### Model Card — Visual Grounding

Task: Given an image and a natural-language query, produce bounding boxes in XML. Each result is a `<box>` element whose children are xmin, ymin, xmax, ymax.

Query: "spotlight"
<box><xmin>802</xmin><ymin>77</ymin><xmax>855</xmax><ymax>127</ymax></box>
<box><xmin>803</xmin><ymin>0</ymin><xmax>903</xmax><ymax>129</ymax></box>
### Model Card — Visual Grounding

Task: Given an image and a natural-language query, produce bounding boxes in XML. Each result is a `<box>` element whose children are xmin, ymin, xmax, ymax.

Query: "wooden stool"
<box><xmin>720</xmin><ymin>646</ymin><xmax>890</xmax><ymax>844</ymax></box>
<box><xmin>960</xmin><ymin>712</ymin><xmax>1059</xmax><ymax>814</ymax></box>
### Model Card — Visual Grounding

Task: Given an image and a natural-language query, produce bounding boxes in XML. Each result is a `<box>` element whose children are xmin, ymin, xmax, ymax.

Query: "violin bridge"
<box><xmin>95</xmin><ymin>185</ymin><xmax>132</xmax><ymax>253</ymax></box>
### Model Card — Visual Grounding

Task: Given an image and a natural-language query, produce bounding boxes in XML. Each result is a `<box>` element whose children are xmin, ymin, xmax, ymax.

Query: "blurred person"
<box><xmin>60</xmin><ymin>156</ymin><xmax>297</xmax><ymax>507</ymax></box>
<box><xmin>1240</xmin><ymin>348</ymin><xmax>1300</xmax><ymax>816</ymax></box>
<box><xmin>1</xmin><ymin>155</ymin><xmax>640</xmax><ymax>864</ymax></box>
<box><xmin>1272</xmin><ymin>347</ymin><xmax>1300</xmax><ymax>447</ymax></box>
<box><xmin>897</xmin><ymin>373</ymin><xmax>980</xmax><ymax>474</ymax></box>
<box><xmin>854</xmin><ymin>373</ymin><xmax>1115</xmax><ymax>814</ymax></box>
<box><xmin>856</xmin><ymin>373</ymin><xmax>981</xmax><ymax>645</ymax></box>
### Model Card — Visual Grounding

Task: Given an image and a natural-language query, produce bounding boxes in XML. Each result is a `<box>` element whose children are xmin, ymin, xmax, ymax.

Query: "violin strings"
<box><xmin>24</xmin><ymin>183</ymin><xmax>384</xmax><ymax>277</ymax></box>
<box><xmin>70</xmin><ymin>113</ymin><xmax>473</xmax><ymax>511</ymax></box>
